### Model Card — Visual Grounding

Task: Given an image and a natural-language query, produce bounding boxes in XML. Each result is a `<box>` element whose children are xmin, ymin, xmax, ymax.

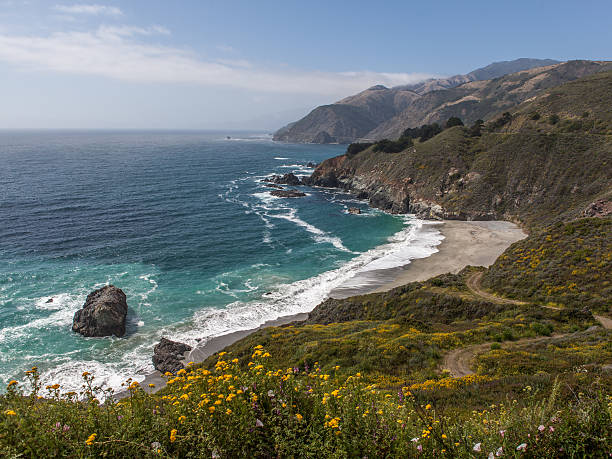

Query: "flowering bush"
<box><xmin>1</xmin><ymin>349</ymin><xmax>610</xmax><ymax>457</ymax></box>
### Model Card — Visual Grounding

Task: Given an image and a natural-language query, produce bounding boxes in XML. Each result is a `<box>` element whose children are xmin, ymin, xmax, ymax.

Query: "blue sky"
<box><xmin>0</xmin><ymin>0</ymin><xmax>610</xmax><ymax>129</ymax></box>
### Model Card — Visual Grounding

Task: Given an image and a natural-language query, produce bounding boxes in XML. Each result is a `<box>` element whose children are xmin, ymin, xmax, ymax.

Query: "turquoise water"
<box><xmin>0</xmin><ymin>130</ymin><xmax>440</xmax><ymax>392</ymax></box>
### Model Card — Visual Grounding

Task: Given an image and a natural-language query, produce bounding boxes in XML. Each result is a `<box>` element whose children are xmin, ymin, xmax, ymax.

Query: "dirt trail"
<box><xmin>440</xmin><ymin>272</ymin><xmax>611</xmax><ymax>376</ymax></box>
<box><xmin>466</xmin><ymin>272</ymin><xmax>526</xmax><ymax>305</ymax></box>
<box><xmin>594</xmin><ymin>315</ymin><xmax>612</xmax><ymax>329</ymax></box>
<box><xmin>441</xmin><ymin>334</ymin><xmax>570</xmax><ymax>377</ymax></box>
<box><xmin>466</xmin><ymin>272</ymin><xmax>611</xmax><ymax>329</ymax></box>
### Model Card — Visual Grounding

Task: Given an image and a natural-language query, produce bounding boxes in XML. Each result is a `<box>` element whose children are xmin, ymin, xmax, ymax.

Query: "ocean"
<box><xmin>0</xmin><ymin>130</ymin><xmax>443</xmax><ymax>393</ymax></box>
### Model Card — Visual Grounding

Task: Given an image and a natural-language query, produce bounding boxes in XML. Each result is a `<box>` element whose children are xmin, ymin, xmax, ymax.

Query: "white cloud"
<box><xmin>54</xmin><ymin>4</ymin><xmax>123</xmax><ymax>16</ymax></box>
<box><xmin>97</xmin><ymin>25</ymin><xmax>171</xmax><ymax>39</ymax></box>
<box><xmin>0</xmin><ymin>27</ymin><xmax>437</xmax><ymax>96</ymax></box>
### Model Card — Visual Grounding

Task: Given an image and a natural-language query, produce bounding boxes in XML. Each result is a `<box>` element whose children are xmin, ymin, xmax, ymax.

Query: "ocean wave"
<box><xmin>270</xmin><ymin>208</ymin><xmax>352</xmax><ymax>253</ymax></box>
<box><xmin>172</xmin><ymin>217</ymin><xmax>441</xmax><ymax>345</ymax></box>
<box><xmin>28</xmin><ymin>215</ymin><xmax>440</xmax><ymax>396</ymax></box>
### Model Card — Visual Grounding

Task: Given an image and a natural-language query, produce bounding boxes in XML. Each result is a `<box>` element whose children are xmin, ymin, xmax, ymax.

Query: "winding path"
<box><xmin>440</xmin><ymin>272</ymin><xmax>611</xmax><ymax>377</ymax></box>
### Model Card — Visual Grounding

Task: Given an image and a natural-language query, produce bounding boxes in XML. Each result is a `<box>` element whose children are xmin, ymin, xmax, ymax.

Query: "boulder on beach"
<box><xmin>152</xmin><ymin>338</ymin><xmax>193</xmax><ymax>374</ymax></box>
<box><xmin>270</xmin><ymin>189</ymin><xmax>306</xmax><ymax>198</ymax></box>
<box><xmin>72</xmin><ymin>285</ymin><xmax>128</xmax><ymax>337</ymax></box>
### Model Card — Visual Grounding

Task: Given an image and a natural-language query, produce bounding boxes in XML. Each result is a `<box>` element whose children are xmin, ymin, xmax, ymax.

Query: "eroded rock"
<box><xmin>72</xmin><ymin>285</ymin><xmax>128</xmax><ymax>337</ymax></box>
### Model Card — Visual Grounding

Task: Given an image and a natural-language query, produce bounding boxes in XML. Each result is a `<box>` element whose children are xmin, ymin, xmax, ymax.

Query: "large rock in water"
<box><xmin>152</xmin><ymin>338</ymin><xmax>192</xmax><ymax>374</ymax></box>
<box><xmin>262</xmin><ymin>173</ymin><xmax>302</xmax><ymax>186</ymax></box>
<box><xmin>72</xmin><ymin>285</ymin><xmax>128</xmax><ymax>337</ymax></box>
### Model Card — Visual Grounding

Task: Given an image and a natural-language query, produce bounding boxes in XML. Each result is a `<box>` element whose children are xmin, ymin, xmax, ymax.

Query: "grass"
<box><xmin>483</xmin><ymin>218</ymin><xmax>612</xmax><ymax>314</ymax></box>
<box><xmin>201</xmin><ymin>274</ymin><xmax>595</xmax><ymax>388</ymax></box>
<box><xmin>1</xmin><ymin>349</ymin><xmax>610</xmax><ymax>458</ymax></box>
<box><xmin>310</xmin><ymin>71</ymin><xmax>612</xmax><ymax>227</ymax></box>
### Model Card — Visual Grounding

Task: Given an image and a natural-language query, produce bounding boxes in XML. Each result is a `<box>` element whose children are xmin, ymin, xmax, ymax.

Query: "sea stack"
<box><xmin>72</xmin><ymin>285</ymin><xmax>128</xmax><ymax>337</ymax></box>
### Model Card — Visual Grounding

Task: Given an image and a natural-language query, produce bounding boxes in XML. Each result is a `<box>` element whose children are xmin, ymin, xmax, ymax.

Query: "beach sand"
<box><xmin>120</xmin><ymin>220</ymin><xmax>524</xmax><ymax>398</ymax></box>
<box><xmin>329</xmin><ymin>220</ymin><xmax>526</xmax><ymax>298</ymax></box>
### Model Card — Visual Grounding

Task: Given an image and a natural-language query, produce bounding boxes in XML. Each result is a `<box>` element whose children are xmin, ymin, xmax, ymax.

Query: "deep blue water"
<box><xmin>0</xmin><ymin>130</ymin><xmax>439</xmax><ymax>392</ymax></box>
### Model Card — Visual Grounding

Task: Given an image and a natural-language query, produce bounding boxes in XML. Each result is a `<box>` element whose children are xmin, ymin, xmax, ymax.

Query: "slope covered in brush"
<box><xmin>306</xmin><ymin>71</ymin><xmax>612</xmax><ymax>227</ymax></box>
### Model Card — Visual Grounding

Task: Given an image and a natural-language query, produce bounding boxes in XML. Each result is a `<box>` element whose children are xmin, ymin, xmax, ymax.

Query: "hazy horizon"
<box><xmin>1</xmin><ymin>0</ymin><xmax>611</xmax><ymax>130</ymax></box>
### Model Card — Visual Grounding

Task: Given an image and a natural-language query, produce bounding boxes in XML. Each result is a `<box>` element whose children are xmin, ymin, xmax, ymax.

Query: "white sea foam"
<box><xmin>270</xmin><ymin>208</ymin><xmax>353</xmax><ymax>253</ymax></box>
<box><xmin>170</xmin><ymin>216</ymin><xmax>442</xmax><ymax>347</ymax></box>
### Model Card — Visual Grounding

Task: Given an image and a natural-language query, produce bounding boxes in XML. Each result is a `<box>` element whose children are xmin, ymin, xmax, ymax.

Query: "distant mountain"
<box><xmin>274</xmin><ymin>58</ymin><xmax>562</xmax><ymax>143</ymax></box>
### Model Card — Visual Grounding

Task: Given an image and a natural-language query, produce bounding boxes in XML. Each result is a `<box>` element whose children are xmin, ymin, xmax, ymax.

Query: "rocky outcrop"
<box><xmin>312</xmin><ymin>131</ymin><xmax>336</xmax><ymax>144</ymax></box>
<box><xmin>270</xmin><ymin>189</ymin><xmax>306</xmax><ymax>198</ymax></box>
<box><xmin>152</xmin><ymin>338</ymin><xmax>192</xmax><ymax>374</ymax></box>
<box><xmin>263</xmin><ymin>173</ymin><xmax>302</xmax><ymax>186</ymax></box>
<box><xmin>348</xmin><ymin>207</ymin><xmax>361</xmax><ymax>214</ymax></box>
<box><xmin>72</xmin><ymin>285</ymin><xmax>128</xmax><ymax>337</ymax></box>
<box><xmin>583</xmin><ymin>199</ymin><xmax>612</xmax><ymax>218</ymax></box>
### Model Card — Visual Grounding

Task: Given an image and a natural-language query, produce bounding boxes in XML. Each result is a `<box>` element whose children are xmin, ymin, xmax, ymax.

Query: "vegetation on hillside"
<box><xmin>311</xmin><ymin>71</ymin><xmax>612</xmax><ymax>226</ymax></box>
<box><xmin>1</xmin><ymin>346</ymin><xmax>610</xmax><ymax>457</ymax></box>
<box><xmin>483</xmin><ymin>218</ymin><xmax>612</xmax><ymax>313</ymax></box>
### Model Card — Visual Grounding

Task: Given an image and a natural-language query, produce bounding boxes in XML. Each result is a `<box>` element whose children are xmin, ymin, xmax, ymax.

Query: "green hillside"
<box><xmin>307</xmin><ymin>71</ymin><xmax>612</xmax><ymax>227</ymax></box>
<box><xmin>483</xmin><ymin>218</ymin><xmax>612</xmax><ymax>313</ymax></box>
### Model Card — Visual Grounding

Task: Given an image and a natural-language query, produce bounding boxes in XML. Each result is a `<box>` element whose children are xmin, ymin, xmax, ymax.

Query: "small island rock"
<box><xmin>72</xmin><ymin>285</ymin><xmax>128</xmax><ymax>337</ymax></box>
<box><xmin>263</xmin><ymin>173</ymin><xmax>302</xmax><ymax>186</ymax></box>
<box><xmin>153</xmin><ymin>338</ymin><xmax>193</xmax><ymax>374</ymax></box>
<box><xmin>348</xmin><ymin>207</ymin><xmax>361</xmax><ymax>214</ymax></box>
<box><xmin>270</xmin><ymin>189</ymin><xmax>306</xmax><ymax>198</ymax></box>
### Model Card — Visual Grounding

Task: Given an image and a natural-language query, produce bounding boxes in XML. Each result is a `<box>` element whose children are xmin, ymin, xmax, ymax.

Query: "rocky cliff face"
<box><xmin>304</xmin><ymin>71</ymin><xmax>612</xmax><ymax>226</ymax></box>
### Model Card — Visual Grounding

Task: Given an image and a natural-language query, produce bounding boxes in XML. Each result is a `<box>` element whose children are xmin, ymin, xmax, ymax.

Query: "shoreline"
<box><xmin>124</xmin><ymin>219</ymin><xmax>524</xmax><ymax>398</ymax></box>
<box><xmin>119</xmin><ymin>312</ymin><xmax>309</xmax><ymax>398</ymax></box>
<box><xmin>358</xmin><ymin>220</ymin><xmax>525</xmax><ymax>297</ymax></box>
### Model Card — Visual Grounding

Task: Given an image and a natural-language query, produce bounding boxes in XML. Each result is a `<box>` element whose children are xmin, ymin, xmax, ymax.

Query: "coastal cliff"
<box><xmin>305</xmin><ymin>71</ymin><xmax>612</xmax><ymax>227</ymax></box>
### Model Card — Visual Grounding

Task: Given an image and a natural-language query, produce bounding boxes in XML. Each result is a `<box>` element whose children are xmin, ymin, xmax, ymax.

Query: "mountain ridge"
<box><xmin>274</xmin><ymin>58</ymin><xmax>612</xmax><ymax>144</ymax></box>
<box><xmin>304</xmin><ymin>70</ymin><xmax>612</xmax><ymax>228</ymax></box>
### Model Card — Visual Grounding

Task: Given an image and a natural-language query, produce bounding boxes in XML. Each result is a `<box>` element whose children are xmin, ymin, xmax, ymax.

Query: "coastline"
<box><xmin>121</xmin><ymin>312</ymin><xmax>309</xmax><ymax>398</ymax></box>
<box><xmin>372</xmin><ymin>220</ymin><xmax>526</xmax><ymax>293</ymax></box>
<box><xmin>126</xmin><ymin>219</ymin><xmax>524</xmax><ymax>398</ymax></box>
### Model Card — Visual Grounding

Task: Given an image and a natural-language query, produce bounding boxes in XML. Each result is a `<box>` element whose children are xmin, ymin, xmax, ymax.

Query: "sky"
<box><xmin>0</xmin><ymin>0</ymin><xmax>610</xmax><ymax>130</ymax></box>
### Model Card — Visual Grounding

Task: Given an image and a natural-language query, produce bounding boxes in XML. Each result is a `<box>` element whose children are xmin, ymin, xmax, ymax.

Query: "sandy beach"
<box><xmin>372</xmin><ymin>220</ymin><xmax>526</xmax><ymax>293</ymax></box>
<box><xmin>122</xmin><ymin>219</ymin><xmax>524</xmax><ymax>398</ymax></box>
<box><xmin>328</xmin><ymin>220</ymin><xmax>525</xmax><ymax>299</ymax></box>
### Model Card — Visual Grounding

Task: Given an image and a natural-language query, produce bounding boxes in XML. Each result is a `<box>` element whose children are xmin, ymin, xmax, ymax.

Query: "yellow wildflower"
<box><xmin>4</xmin><ymin>410</ymin><xmax>17</xmax><ymax>416</ymax></box>
<box><xmin>295</xmin><ymin>413</ymin><xmax>303</xmax><ymax>421</ymax></box>
<box><xmin>170</xmin><ymin>429</ymin><xmax>177</xmax><ymax>443</ymax></box>
<box><xmin>85</xmin><ymin>433</ymin><xmax>96</xmax><ymax>446</ymax></box>
<box><xmin>178</xmin><ymin>416</ymin><xmax>186</xmax><ymax>423</ymax></box>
